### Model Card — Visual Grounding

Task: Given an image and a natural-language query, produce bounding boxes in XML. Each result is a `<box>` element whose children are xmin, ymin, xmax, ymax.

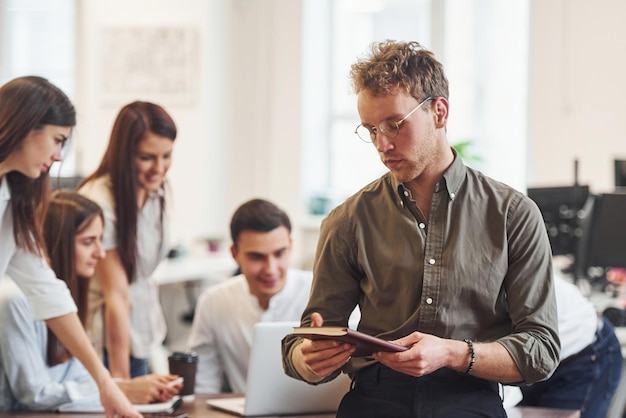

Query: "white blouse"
<box><xmin>0</xmin><ymin>176</ymin><xmax>76</xmax><ymax>320</ymax></box>
<box><xmin>79</xmin><ymin>176</ymin><xmax>170</xmax><ymax>359</ymax></box>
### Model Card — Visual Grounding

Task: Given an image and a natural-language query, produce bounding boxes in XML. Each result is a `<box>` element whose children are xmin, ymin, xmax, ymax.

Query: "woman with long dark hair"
<box><xmin>0</xmin><ymin>76</ymin><xmax>138</xmax><ymax>417</ymax></box>
<box><xmin>79</xmin><ymin>101</ymin><xmax>177</xmax><ymax>378</ymax></box>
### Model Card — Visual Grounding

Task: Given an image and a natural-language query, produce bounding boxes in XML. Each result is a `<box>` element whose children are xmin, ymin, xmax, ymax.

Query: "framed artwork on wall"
<box><xmin>99</xmin><ymin>26</ymin><xmax>200</xmax><ymax>106</ymax></box>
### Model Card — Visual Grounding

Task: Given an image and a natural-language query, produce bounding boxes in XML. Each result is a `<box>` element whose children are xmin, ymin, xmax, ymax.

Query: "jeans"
<box><xmin>103</xmin><ymin>348</ymin><xmax>149</xmax><ymax>378</ymax></box>
<box><xmin>337</xmin><ymin>363</ymin><xmax>507</xmax><ymax>418</ymax></box>
<box><xmin>520</xmin><ymin>316</ymin><xmax>623</xmax><ymax>418</ymax></box>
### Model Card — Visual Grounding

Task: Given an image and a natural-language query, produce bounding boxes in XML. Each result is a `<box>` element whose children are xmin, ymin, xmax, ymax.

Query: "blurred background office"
<box><xmin>4</xmin><ymin>2</ymin><xmax>626</xmax><ymax>415</ymax></box>
<box><xmin>0</xmin><ymin>0</ymin><xmax>609</xmax><ymax>265</ymax></box>
<box><xmin>1</xmin><ymin>0</ymin><xmax>625</xmax><ymax>267</ymax></box>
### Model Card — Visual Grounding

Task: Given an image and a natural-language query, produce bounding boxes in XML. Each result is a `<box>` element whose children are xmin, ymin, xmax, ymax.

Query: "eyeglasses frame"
<box><xmin>354</xmin><ymin>96</ymin><xmax>434</xmax><ymax>143</ymax></box>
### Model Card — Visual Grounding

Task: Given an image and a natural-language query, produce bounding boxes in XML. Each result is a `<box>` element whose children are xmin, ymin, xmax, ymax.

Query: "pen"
<box><xmin>166</xmin><ymin>397</ymin><xmax>183</xmax><ymax>414</ymax></box>
<box><xmin>167</xmin><ymin>376</ymin><xmax>184</xmax><ymax>387</ymax></box>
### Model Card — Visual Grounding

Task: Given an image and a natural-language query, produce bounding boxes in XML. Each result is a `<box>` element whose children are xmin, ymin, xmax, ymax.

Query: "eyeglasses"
<box><xmin>354</xmin><ymin>96</ymin><xmax>433</xmax><ymax>143</ymax></box>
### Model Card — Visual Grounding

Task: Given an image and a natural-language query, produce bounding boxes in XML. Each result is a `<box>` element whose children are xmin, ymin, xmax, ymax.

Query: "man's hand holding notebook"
<box><xmin>290</xmin><ymin>326</ymin><xmax>408</xmax><ymax>357</ymax></box>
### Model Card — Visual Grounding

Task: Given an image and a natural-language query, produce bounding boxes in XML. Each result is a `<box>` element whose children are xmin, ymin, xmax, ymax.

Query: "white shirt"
<box><xmin>0</xmin><ymin>278</ymin><xmax>99</xmax><ymax>412</ymax></box>
<box><xmin>553</xmin><ymin>270</ymin><xmax>597</xmax><ymax>360</ymax></box>
<box><xmin>187</xmin><ymin>269</ymin><xmax>313</xmax><ymax>394</ymax></box>
<box><xmin>79</xmin><ymin>176</ymin><xmax>170</xmax><ymax>358</ymax></box>
<box><xmin>0</xmin><ymin>176</ymin><xmax>76</xmax><ymax>320</ymax></box>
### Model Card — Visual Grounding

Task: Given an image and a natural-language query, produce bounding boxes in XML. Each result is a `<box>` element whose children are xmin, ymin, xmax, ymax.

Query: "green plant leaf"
<box><xmin>452</xmin><ymin>140</ymin><xmax>483</xmax><ymax>163</ymax></box>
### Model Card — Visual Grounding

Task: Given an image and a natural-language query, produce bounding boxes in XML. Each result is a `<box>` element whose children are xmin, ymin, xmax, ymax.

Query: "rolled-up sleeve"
<box><xmin>496</xmin><ymin>195</ymin><xmax>560</xmax><ymax>383</ymax></box>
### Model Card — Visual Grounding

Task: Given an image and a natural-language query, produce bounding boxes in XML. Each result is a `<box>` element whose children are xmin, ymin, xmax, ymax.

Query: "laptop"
<box><xmin>206</xmin><ymin>321</ymin><xmax>351</xmax><ymax>416</ymax></box>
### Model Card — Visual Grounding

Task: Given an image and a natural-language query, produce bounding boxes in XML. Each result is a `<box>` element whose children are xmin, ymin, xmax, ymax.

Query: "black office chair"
<box><xmin>527</xmin><ymin>185</ymin><xmax>589</xmax><ymax>257</ymax></box>
<box><xmin>575</xmin><ymin>192</ymin><xmax>626</xmax><ymax>290</ymax></box>
<box><xmin>179</xmin><ymin>265</ymin><xmax>242</xmax><ymax>324</ymax></box>
<box><xmin>615</xmin><ymin>159</ymin><xmax>626</xmax><ymax>189</ymax></box>
<box><xmin>50</xmin><ymin>176</ymin><xmax>83</xmax><ymax>191</ymax></box>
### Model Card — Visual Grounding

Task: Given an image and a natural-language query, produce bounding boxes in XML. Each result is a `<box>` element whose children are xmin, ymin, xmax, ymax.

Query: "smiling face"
<box><xmin>135</xmin><ymin>131</ymin><xmax>174</xmax><ymax>196</ymax></box>
<box><xmin>74</xmin><ymin>215</ymin><xmax>105</xmax><ymax>278</ymax></box>
<box><xmin>231</xmin><ymin>225</ymin><xmax>292</xmax><ymax>310</ymax></box>
<box><xmin>357</xmin><ymin>89</ymin><xmax>442</xmax><ymax>184</ymax></box>
<box><xmin>2</xmin><ymin>125</ymin><xmax>70</xmax><ymax>178</ymax></box>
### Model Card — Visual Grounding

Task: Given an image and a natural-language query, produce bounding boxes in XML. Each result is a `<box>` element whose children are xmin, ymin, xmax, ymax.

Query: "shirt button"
<box><xmin>404</xmin><ymin>190</ymin><xmax>410</xmax><ymax>197</ymax></box>
<box><xmin>426</xmin><ymin>297</ymin><xmax>433</xmax><ymax>304</ymax></box>
<box><xmin>450</xmin><ymin>192</ymin><xmax>456</xmax><ymax>199</ymax></box>
<box><xmin>418</xmin><ymin>223</ymin><xmax>425</xmax><ymax>229</ymax></box>
<box><xmin>429</xmin><ymin>258</ymin><xmax>436</xmax><ymax>265</ymax></box>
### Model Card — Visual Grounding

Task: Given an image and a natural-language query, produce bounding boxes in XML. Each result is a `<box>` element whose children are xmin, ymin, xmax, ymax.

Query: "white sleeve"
<box><xmin>0</xmin><ymin>283</ymin><xmax>98</xmax><ymax>411</ymax></box>
<box><xmin>6</xmin><ymin>247</ymin><xmax>76</xmax><ymax>321</ymax></box>
<box><xmin>186</xmin><ymin>290</ymin><xmax>224</xmax><ymax>393</ymax></box>
<box><xmin>58</xmin><ymin>359</ymin><xmax>100</xmax><ymax>406</ymax></box>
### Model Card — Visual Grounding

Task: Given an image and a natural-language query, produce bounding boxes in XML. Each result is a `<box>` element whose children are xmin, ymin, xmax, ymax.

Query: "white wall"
<box><xmin>76</xmin><ymin>0</ymin><xmax>225</xmax><ymax>245</ymax></box>
<box><xmin>224</xmin><ymin>0</ymin><xmax>306</xmax><ymax>254</ymax></box>
<box><xmin>75</xmin><ymin>0</ymin><xmax>308</xmax><ymax>263</ymax></box>
<box><xmin>528</xmin><ymin>0</ymin><xmax>626</xmax><ymax>192</ymax></box>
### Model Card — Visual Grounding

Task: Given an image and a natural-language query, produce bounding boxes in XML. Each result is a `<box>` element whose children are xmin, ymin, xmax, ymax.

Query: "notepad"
<box><xmin>58</xmin><ymin>395</ymin><xmax>182</xmax><ymax>414</ymax></box>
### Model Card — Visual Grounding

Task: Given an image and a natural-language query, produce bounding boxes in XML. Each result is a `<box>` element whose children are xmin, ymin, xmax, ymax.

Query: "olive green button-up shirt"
<box><xmin>283</xmin><ymin>154</ymin><xmax>560</xmax><ymax>385</ymax></box>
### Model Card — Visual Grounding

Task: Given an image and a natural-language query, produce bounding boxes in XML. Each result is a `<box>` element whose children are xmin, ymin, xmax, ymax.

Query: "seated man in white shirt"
<box><xmin>186</xmin><ymin>199</ymin><xmax>313</xmax><ymax>394</ymax></box>
<box><xmin>509</xmin><ymin>267</ymin><xmax>623</xmax><ymax>418</ymax></box>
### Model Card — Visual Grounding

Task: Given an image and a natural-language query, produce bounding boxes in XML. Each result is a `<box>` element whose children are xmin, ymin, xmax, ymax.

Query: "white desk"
<box><xmin>153</xmin><ymin>252</ymin><xmax>237</xmax><ymax>286</ymax></box>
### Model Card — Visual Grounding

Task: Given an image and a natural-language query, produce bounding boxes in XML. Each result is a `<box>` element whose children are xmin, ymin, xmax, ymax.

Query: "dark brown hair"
<box><xmin>350</xmin><ymin>40</ymin><xmax>449</xmax><ymax>102</ymax></box>
<box><xmin>80</xmin><ymin>101</ymin><xmax>176</xmax><ymax>282</ymax></box>
<box><xmin>43</xmin><ymin>190</ymin><xmax>104</xmax><ymax>366</ymax></box>
<box><xmin>230</xmin><ymin>199</ymin><xmax>291</xmax><ymax>248</ymax></box>
<box><xmin>0</xmin><ymin>76</ymin><xmax>76</xmax><ymax>255</ymax></box>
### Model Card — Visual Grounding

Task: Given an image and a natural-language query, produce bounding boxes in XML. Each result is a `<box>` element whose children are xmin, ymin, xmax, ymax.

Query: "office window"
<box><xmin>302</xmin><ymin>0</ymin><xmax>529</xmax><ymax>213</ymax></box>
<box><xmin>302</xmin><ymin>0</ymin><xmax>432</xmax><ymax>211</ymax></box>
<box><xmin>0</xmin><ymin>0</ymin><xmax>76</xmax><ymax>176</ymax></box>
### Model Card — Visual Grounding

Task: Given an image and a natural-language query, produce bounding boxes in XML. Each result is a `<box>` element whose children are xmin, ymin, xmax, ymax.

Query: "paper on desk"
<box><xmin>57</xmin><ymin>395</ymin><xmax>181</xmax><ymax>413</ymax></box>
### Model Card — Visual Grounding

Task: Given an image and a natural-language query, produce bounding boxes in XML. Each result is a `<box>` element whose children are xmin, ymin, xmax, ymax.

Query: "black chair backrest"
<box><xmin>576</xmin><ymin>192</ymin><xmax>626</xmax><ymax>278</ymax></box>
<box><xmin>50</xmin><ymin>176</ymin><xmax>83</xmax><ymax>191</ymax></box>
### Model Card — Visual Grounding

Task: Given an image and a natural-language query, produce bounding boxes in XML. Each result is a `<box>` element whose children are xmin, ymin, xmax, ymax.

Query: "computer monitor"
<box><xmin>526</xmin><ymin>185</ymin><xmax>590</xmax><ymax>256</ymax></box>
<box><xmin>615</xmin><ymin>159</ymin><xmax>626</xmax><ymax>189</ymax></box>
<box><xmin>49</xmin><ymin>176</ymin><xmax>83</xmax><ymax>191</ymax></box>
<box><xmin>576</xmin><ymin>193</ymin><xmax>626</xmax><ymax>278</ymax></box>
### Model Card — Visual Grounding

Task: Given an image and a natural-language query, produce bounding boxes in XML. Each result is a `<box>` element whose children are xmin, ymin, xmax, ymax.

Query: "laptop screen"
<box><xmin>207</xmin><ymin>321</ymin><xmax>351</xmax><ymax>416</ymax></box>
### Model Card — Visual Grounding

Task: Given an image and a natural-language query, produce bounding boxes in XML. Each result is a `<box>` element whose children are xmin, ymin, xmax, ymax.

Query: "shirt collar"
<box><xmin>147</xmin><ymin>188</ymin><xmax>165</xmax><ymax>200</ymax></box>
<box><xmin>441</xmin><ymin>147</ymin><xmax>466</xmax><ymax>200</ymax></box>
<box><xmin>394</xmin><ymin>146</ymin><xmax>467</xmax><ymax>203</ymax></box>
<box><xmin>0</xmin><ymin>176</ymin><xmax>11</xmax><ymax>202</ymax></box>
<box><xmin>104</xmin><ymin>174</ymin><xmax>165</xmax><ymax>200</ymax></box>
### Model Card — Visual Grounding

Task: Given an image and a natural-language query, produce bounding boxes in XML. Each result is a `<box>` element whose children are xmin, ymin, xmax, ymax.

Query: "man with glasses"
<box><xmin>282</xmin><ymin>40</ymin><xmax>560</xmax><ymax>417</ymax></box>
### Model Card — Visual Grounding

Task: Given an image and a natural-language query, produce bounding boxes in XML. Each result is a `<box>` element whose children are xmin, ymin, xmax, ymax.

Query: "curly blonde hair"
<box><xmin>350</xmin><ymin>40</ymin><xmax>449</xmax><ymax>102</ymax></box>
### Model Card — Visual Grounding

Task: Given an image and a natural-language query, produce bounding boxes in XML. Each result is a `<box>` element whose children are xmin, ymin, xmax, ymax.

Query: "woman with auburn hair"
<box><xmin>0</xmin><ymin>76</ymin><xmax>138</xmax><ymax>417</ymax></box>
<box><xmin>79</xmin><ymin>101</ymin><xmax>177</xmax><ymax>379</ymax></box>
<box><xmin>0</xmin><ymin>191</ymin><xmax>181</xmax><ymax>411</ymax></box>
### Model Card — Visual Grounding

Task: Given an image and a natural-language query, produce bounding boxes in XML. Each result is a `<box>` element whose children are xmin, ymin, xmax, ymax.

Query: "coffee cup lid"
<box><xmin>168</xmin><ymin>351</ymin><xmax>199</xmax><ymax>362</ymax></box>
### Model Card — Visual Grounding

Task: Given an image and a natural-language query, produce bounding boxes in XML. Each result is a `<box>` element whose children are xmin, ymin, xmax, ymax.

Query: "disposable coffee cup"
<box><xmin>168</xmin><ymin>351</ymin><xmax>198</xmax><ymax>401</ymax></box>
